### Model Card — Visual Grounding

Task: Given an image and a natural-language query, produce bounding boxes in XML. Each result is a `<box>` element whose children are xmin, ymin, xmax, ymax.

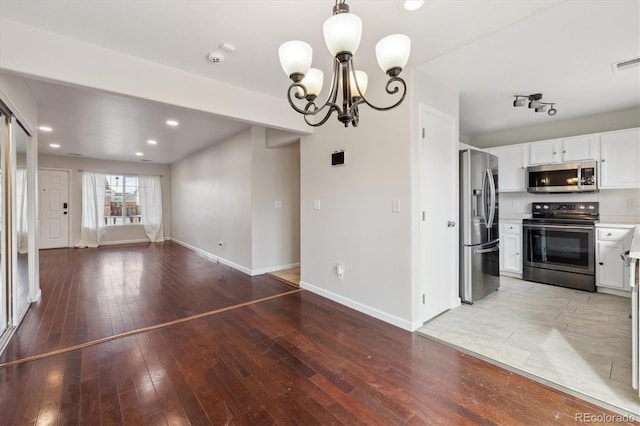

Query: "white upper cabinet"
<box><xmin>486</xmin><ymin>145</ymin><xmax>528</xmax><ymax>192</ymax></box>
<box><xmin>528</xmin><ymin>136</ymin><xmax>599</xmax><ymax>165</ymax></box>
<box><xmin>600</xmin><ymin>128</ymin><xmax>640</xmax><ymax>189</ymax></box>
<box><xmin>528</xmin><ymin>139</ymin><xmax>559</xmax><ymax>165</ymax></box>
<box><xmin>561</xmin><ymin>134</ymin><xmax>599</xmax><ymax>162</ymax></box>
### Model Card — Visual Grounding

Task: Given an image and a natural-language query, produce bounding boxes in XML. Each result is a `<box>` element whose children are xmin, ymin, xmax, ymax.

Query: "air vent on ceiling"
<box><xmin>612</xmin><ymin>57</ymin><xmax>640</xmax><ymax>73</ymax></box>
<box><xmin>140</xmin><ymin>159</ymin><xmax>152</xmax><ymax>162</ymax></box>
<box><xmin>67</xmin><ymin>153</ymin><xmax>83</xmax><ymax>156</ymax></box>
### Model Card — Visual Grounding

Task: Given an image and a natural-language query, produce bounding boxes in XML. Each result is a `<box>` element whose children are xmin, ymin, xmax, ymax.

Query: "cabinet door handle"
<box><xmin>607</xmin><ymin>232</ymin><xmax>612</xmax><ymax>236</ymax></box>
<box><xmin>599</xmin><ymin>262</ymin><xmax>604</xmax><ymax>265</ymax></box>
<box><xmin>601</xmin><ymin>158</ymin><xmax>606</xmax><ymax>162</ymax></box>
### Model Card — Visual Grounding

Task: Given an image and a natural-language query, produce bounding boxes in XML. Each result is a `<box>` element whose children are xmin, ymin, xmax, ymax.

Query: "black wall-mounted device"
<box><xmin>331</xmin><ymin>150</ymin><xmax>346</xmax><ymax>166</ymax></box>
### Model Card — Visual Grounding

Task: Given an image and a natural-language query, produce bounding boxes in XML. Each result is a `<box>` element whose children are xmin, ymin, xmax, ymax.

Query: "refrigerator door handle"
<box><xmin>486</xmin><ymin>169</ymin><xmax>496</xmax><ymax>229</ymax></box>
<box><xmin>474</xmin><ymin>245</ymin><xmax>499</xmax><ymax>254</ymax></box>
<box><xmin>481</xmin><ymin>170</ymin><xmax>488</xmax><ymax>224</ymax></box>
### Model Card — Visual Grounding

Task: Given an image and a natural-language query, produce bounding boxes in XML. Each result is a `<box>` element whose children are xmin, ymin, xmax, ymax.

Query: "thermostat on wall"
<box><xmin>331</xmin><ymin>150</ymin><xmax>346</xmax><ymax>167</ymax></box>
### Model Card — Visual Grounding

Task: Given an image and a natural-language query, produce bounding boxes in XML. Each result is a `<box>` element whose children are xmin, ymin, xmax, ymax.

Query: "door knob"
<box><xmin>447</xmin><ymin>221</ymin><xmax>456</xmax><ymax>227</ymax></box>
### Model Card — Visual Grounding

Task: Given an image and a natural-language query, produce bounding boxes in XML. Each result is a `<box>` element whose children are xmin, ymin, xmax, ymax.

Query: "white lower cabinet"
<box><xmin>596</xmin><ymin>226</ymin><xmax>634</xmax><ymax>291</ymax></box>
<box><xmin>500</xmin><ymin>220</ymin><xmax>522</xmax><ymax>276</ymax></box>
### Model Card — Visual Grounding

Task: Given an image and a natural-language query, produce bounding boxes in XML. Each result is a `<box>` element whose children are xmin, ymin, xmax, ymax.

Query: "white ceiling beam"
<box><xmin>0</xmin><ymin>18</ymin><xmax>311</xmax><ymax>136</ymax></box>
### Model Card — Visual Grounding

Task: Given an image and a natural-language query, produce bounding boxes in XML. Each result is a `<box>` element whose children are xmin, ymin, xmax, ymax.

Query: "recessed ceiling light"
<box><xmin>49</xmin><ymin>143</ymin><xmax>60</xmax><ymax>148</ymax></box>
<box><xmin>166</xmin><ymin>119</ymin><xmax>179</xmax><ymax>127</ymax></box>
<box><xmin>147</xmin><ymin>139</ymin><xmax>157</xmax><ymax>145</ymax></box>
<box><xmin>135</xmin><ymin>152</ymin><xmax>144</xmax><ymax>156</ymax></box>
<box><xmin>404</xmin><ymin>0</ymin><xmax>424</xmax><ymax>11</ymax></box>
<box><xmin>39</xmin><ymin>126</ymin><xmax>53</xmax><ymax>132</ymax></box>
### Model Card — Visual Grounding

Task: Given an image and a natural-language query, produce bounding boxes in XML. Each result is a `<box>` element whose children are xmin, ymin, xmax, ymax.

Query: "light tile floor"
<box><xmin>417</xmin><ymin>276</ymin><xmax>640</xmax><ymax>416</ymax></box>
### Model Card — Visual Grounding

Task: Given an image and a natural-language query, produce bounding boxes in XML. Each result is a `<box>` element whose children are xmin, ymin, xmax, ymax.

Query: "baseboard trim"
<box><xmin>253</xmin><ymin>263</ymin><xmax>301</xmax><ymax>275</ymax></box>
<box><xmin>597</xmin><ymin>286</ymin><xmax>631</xmax><ymax>298</ymax></box>
<box><xmin>170</xmin><ymin>238</ymin><xmax>253</xmax><ymax>276</ymax></box>
<box><xmin>99</xmin><ymin>238</ymin><xmax>150</xmax><ymax>246</ymax></box>
<box><xmin>300</xmin><ymin>281</ymin><xmax>413</xmax><ymax>331</ymax></box>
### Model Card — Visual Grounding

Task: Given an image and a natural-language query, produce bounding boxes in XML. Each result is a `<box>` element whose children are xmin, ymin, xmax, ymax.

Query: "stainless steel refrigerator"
<box><xmin>459</xmin><ymin>149</ymin><xmax>500</xmax><ymax>304</ymax></box>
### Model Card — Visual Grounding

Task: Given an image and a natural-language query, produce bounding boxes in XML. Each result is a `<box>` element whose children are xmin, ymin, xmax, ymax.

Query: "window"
<box><xmin>104</xmin><ymin>175</ymin><xmax>141</xmax><ymax>225</ymax></box>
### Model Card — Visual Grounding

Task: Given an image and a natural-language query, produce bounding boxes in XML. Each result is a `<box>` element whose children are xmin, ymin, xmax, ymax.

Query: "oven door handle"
<box><xmin>522</xmin><ymin>223</ymin><xmax>594</xmax><ymax>230</ymax></box>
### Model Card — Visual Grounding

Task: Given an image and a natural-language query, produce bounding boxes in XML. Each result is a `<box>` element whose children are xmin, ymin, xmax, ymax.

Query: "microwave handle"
<box><xmin>578</xmin><ymin>166</ymin><xmax>582</xmax><ymax>189</ymax></box>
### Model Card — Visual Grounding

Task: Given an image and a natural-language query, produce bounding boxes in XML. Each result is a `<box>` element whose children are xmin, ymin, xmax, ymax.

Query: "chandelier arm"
<box><xmin>354</xmin><ymin>76</ymin><xmax>407</xmax><ymax>112</ymax></box>
<box><xmin>285</xmin><ymin>58</ymin><xmax>345</xmax><ymax>118</ymax></box>
<box><xmin>304</xmin><ymin>107</ymin><xmax>338</xmax><ymax>127</ymax></box>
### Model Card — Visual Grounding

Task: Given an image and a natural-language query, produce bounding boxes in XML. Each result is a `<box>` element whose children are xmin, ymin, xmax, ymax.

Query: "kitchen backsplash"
<box><xmin>500</xmin><ymin>188</ymin><xmax>640</xmax><ymax>221</ymax></box>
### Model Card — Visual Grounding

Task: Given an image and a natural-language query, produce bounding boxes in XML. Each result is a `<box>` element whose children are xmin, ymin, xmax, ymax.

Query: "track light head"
<box><xmin>513</xmin><ymin>93</ymin><xmax>556</xmax><ymax>117</ymax></box>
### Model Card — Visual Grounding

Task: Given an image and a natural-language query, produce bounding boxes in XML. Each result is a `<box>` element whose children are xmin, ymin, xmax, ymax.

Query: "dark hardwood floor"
<box><xmin>0</xmin><ymin>242</ymin><xmax>633</xmax><ymax>425</ymax></box>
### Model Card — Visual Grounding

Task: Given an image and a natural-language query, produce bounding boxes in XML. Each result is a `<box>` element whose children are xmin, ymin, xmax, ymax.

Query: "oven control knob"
<box><xmin>535</xmin><ymin>205</ymin><xmax>541</xmax><ymax>209</ymax></box>
<box><xmin>588</xmin><ymin>205</ymin><xmax>595</xmax><ymax>209</ymax></box>
<box><xmin>543</xmin><ymin>205</ymin><xmax>549</xmax><ymax>210</ymax></box>
<box><xmin>579</xmin><ymin>205</ymin><xmax>585</xmax><ymax>209</ymax></box>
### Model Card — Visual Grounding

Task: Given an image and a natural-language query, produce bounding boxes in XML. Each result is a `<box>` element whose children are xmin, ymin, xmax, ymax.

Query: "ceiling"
<box><xmin>0</xmin><ymin>0</ymin><xmax>638</xmax><ymax>162</ymax></box>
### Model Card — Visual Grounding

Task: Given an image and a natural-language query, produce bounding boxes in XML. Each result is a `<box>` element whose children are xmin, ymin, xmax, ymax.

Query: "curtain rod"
<box><xmin>77</xmin><ymin>169</ymin><xmax>163</xmax><ymax>178</ymax></box>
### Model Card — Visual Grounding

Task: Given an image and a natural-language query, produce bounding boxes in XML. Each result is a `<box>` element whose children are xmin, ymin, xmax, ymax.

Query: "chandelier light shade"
<box><xmin>323</xmin><ymin>12</ymin><xmax>362</xmax><ymax>56</ymax></box>
<box><xmin>349</xmin><ymin>70</ymin><xmax>368</xmax><ymax>98</ymax></box>
<box><xmin>375</xmin><ymin>34</ymin><xmax>411</xmax><ymax>75</ymax></box>
<box><xmin>278</xmin><ymin>41</ymin><xmax>312</xmax><ymax>78</ymax></box>
<box><xmin>278</xmin><ymin>0</ymin><xmax>410</xmax><ymax>127</ymax></box>
<box><xmin>513</xmin><ymin>93</ymin><xmax>557</xmax><ymax>116</ymax></box>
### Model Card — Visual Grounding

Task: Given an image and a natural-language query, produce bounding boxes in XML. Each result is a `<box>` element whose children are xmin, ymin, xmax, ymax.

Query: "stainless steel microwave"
<box><xmin>526</xmin><ymin>161</ymin><xmax>598</xmax><ymax>193</ymax></box>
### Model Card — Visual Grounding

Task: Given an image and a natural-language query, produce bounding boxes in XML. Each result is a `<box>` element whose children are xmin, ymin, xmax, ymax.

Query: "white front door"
<box><xmin>420</xmin><ymin>105</ymin><xmax>458</xmax><ymax>322</ymax></box>
<box><xmin>38</xmin><ymin>169</ymin><xmax>69</xmax><ymax>249</ymax></box>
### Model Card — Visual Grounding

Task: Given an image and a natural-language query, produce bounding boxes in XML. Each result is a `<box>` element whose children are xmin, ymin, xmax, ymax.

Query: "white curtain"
<box><xmin>79</xmin><ymin>172</ymin><xmax>107</xmax><ymax>248</ymax></box>
<box><xmin>16</xmin><ymin>168</ymin><xmax>28</xmax><ymax>254</ymax></box>
<box><xmin>138</xmin><ymin>175</ymin><xmax>164</xmax><ymax>242</ymax></box>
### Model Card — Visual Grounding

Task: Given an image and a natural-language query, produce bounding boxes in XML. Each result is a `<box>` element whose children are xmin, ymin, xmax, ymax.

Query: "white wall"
<box><xmin>38</xmin><ymin>154</ymin><xmax>171</xmax><ymax>246</ymax></box>
<box><xmin>299</xmin><ymin>67</ymin><xmax>459</xmax><ymax>330</ymax></box>
<box><xmin>171</xmin><ymin>127</ymin><xmax>300</xmax><ymax>274</ymax></box>
<box><xmin>0</xmin><ymin>72</ymin><xmax>37</xmax><ymax>132</ymax></box>
<box><xmin>171</xmin><ymin>129</ymin><xmax>253</xmax><ymax>270</ymax></box>
<box><xmin>471</xmin><ymin>107</ymin><xmax>640</xmax><ymax>148</ymax></box>
<box><xmin>251</xmin><ymin>127</ymin><xmax>300</xmax><ymax>273</ymax></box>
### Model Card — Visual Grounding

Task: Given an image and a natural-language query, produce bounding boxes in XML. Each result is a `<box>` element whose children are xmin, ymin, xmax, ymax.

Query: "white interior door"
<box><xmin>38</xmin><ymin>169</ymin><xmax>69</xmax><ymax>249</ymax></box>
<box><xmin>420</xmin><ymin>105</ymin><xmax>458</xmax><ymax>322</ymax></box>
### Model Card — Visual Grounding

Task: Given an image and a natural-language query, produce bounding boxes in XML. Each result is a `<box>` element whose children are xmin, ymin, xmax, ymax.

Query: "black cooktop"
<box><xmin>527</xmin><ymin>202</ymin><xmax>600</xmax><ymax>223</ymax></box>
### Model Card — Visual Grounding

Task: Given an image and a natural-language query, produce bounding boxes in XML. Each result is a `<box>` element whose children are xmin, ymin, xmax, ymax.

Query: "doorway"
<box><xmin>38</xmin><ymin>169</ymin><xmax>69</xmax><ymax>249</ymax></box>
<box><xmin>419</xmin><ymin>104</ymin><xmax>459</xmax><ymax>323</ymax></box>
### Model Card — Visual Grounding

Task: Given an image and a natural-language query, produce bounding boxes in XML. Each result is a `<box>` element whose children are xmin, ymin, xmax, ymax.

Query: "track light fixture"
<box><xmin>513</xmin><ymin>93</ymin><xmax>557</xmax><ymax>116</ymax></box>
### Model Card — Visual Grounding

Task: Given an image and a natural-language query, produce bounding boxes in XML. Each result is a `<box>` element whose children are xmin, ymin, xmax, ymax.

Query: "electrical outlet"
<box><xmin>275</xmin><ymin>200</ymin><xmax>282</xmax><ymax>209</ymax></box>
<box><xmin>627</xmin><ymin>199</ymin><xmax>636</xmax><ymax>210</ymax></box>
<box><xmin>512</xmin><ymin>200</ymin><xmax>520</xmax><ymax>208</ymax></box>
<box><xmin>313</xmin><ymin>200</ymin><xmax>321</xmax><ymax>210</ymax></box>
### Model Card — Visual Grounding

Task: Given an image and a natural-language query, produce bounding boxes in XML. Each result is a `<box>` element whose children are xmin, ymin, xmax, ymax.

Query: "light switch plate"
<box><xmin>392</xmin><ymin>198</ymin><xmax>400</xmax><ymax>213</ymax></box>
<box><xmin>275</xmin><ymin>200</ymin><xmax>282</xmax><ymax>209</ymax></box>
<box><xmin>313</xmin><ymin>200</ymin><xmax>321</xmax><ymax>210</ymax></box>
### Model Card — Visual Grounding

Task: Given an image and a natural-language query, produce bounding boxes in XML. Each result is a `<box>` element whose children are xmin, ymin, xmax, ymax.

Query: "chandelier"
<box><xmin>278</xmin><ymin>0</ymin><xmax>411</xmax><ymax>128</ymax></box>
